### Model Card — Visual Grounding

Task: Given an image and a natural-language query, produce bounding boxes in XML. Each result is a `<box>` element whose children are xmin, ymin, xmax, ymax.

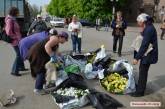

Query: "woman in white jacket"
<box><xmin>68</xmin><ymin>15</ymin><xmax>82</xmax><ymax>55</ymax></box>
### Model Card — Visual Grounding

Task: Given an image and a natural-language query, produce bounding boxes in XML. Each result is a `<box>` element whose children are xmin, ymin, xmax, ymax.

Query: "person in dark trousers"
<box><xmin>111</xmin><ymin>11</ymin><xmax>127</xmax><ymax>57</ymax></box>
<box><xmin>160</xmin><ymin>19</ymin><xmax>165</xmax><ymax>40</ymax></box>
<box><xmin>104</xmin><ymin>18</ymin><xmax>110</xmax><ymax>32</ymax></box>
<box><xmin>96</xmin><ymin>17</ymin><xmax>101</xmax><ymax>31</ymax></box>
<box><xmin>27</xmin><ymin>14</ymin><xmax>47</xmax><ymax>35</ymax></box>
<box><xmin>131</xmin><ymin>13</ymin><xmax>158</xmax><ymax>97</ymax></box>
<box><xmin>27</xmin><ymin>31</ymin><xmax>68</xmax><ymax>95</ymax></box>
<box><xmin>5</xmin><ymin>7</ymin><xmax>27</xmax><ymax>76</ymax></box>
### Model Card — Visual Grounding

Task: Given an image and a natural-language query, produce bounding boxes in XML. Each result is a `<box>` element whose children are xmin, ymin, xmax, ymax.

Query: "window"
<box><xmin>11</xmin><ymin>0</ymin><xmax>17</xmax><ymax>7</ymax></box>
<box><xmin>18</xmin><ymin>0</ymin><xmax>24</xmax><ymax>17</ymax></box>
<box><xmin>5</xmin><ymin>0</ymin><xmax>11</xmax><ymax>16</ymax></box>
<box><xmin>0</xmin><ymin>0</ymin><xmax>5</xmax><ymax>17</ymax></box>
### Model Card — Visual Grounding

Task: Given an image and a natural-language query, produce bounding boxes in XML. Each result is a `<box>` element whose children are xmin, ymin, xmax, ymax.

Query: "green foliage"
<box><xmin>47</xmin><ymin>0</ymin><xmax>128</xmax><ymax>21</ymax></box>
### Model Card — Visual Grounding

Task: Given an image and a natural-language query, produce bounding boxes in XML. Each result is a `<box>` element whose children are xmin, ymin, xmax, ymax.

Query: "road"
<box><xmin>0</xmin><ymin>24</ymin><xmax>165</xmax><ymax>109</ymax></box>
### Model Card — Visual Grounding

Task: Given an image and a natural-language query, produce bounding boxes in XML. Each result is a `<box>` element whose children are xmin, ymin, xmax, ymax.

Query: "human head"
<box><xmin>136</xmin><ymin>13</ymin><xmax>149</xmax><ymax>27</ymax></box>
<box><xmin>58</xmin><ymin>31</ymin><xmax>69</xmax><ymax>44</ymax></box>
<box><xmin>9</xmin><ymin>7</ymin><xmax>19</xmax><ymax>17</ymax></box>
<box><xmin>49</xmin><ymin>28</ymin><xmax>58</xmax><ymax>36</ymax></box>
<box><xmin>72</xmin><ymin>15</ymin><xmax>77</xmax><ymax>23</ymax></box>
<box><xmin>116</xmin><ymin>11</ymin><xmax>122</xmax><ymax>19</ymax></box>
<box><xmin>37</xmin><ymin>14</ymin><xmax>42</xmax><ymax>20</ymax></box>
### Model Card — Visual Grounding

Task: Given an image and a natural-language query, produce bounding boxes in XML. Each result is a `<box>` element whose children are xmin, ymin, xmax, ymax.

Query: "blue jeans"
<box><xmin>12</xmin><ymin>46</ymin><xmax>25</xmax><ymax>74</ymax></box>
<box><xmin>104</xmin><ymin>24</ymin><xmax>109</xmax><ymax>31</ymax></box>
<box><xmin>71</xmin><ymin>35</ymin><xmax>81</xmax><ymax>53</ymax></box>
<box><xmin>35</xmin><ymin>73</ymin><xmax>45</xmax><ymax>90</ymax></box>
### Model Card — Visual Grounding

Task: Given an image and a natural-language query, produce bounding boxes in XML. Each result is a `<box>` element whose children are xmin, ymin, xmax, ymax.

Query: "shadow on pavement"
<box><xmin>146</xmin><ymin>75</ymin><xmax>165</xmax><ymax>95</ymax></box>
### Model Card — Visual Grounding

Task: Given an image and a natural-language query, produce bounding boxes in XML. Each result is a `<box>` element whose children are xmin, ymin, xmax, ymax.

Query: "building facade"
<box><xmin>124</xmin><ymin>0</ymin><xmax>165</xmax><ymax>22</ymax></box>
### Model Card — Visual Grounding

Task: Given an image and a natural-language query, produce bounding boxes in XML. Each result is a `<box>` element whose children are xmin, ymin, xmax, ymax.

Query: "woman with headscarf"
<box><xmin>131</xmin><ymin>13</ymin><xmax>158</xmax><ymax>97</ymax></box>
<box><xmin>27</xmin><ymin>31</ymin><xmax>69</xmax><ymax>94</ymax></box>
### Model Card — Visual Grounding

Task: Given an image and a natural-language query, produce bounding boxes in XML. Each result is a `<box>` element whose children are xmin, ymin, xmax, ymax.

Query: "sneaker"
<box><xmin>33</xmin><ymin>89</ymin><xmax>49</xmax><ymax>95</ymax></box>
<box><xmin>129</xmin><ymin>92</ymin><xmax>144</xmax><ymax>97</ymax></box>
<box><xmin>19</xmin><ymin>68</ymin><xmax>29</xmax><ymax>71</ymax></box>
<box><xmin>72</xmin><ymin>52</ymin><xmax>76</xmax><ymax>56</ymax></box>
<box><xmin>43</xmin><ymin>83</ymin><xmax>56</xmax><ymax>90</ymax></box>
<box><xmin>118</xmin><ymin>53</ymin><xmax>122</xmax><ymax>57</ymax></box>
<box><xmin>11</xmin><ymin>73</ymin><xmax>21</xmax><ymax>77</ymax></box>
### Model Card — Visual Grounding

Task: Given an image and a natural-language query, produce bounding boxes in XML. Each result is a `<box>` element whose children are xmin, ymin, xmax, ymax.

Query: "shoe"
<box><xmin>72</xmin><ymin>52</ymin><xmax>76</xmax><ymax>56</ymax></box>
<box><xmin>118</xmin><ymin>54</ymin><xmax>122</xmax><ymax>57</ymax></box>
<box><xmin>19</xmin><ymin>68</ymin><xmax>29</xmax><ymax>71</ymax></box>
<box><xmin>129</xmin><ymin>92</ymin><xmax>144</xmax><ymax>97</ymax></box>
<box><xmin>33</xmin><ymin>89</ymin><xmax>49</xmax><ymax>95</ymax></box>
<box><xmin>11</xmin><ymin>73</ymin><xmax>21</xmax><ymax>76</ymax></box>
<box><xmin>113</xmin><ymin>51</ymin><xmax>117</xmax><ymax>53</ymax></box>
<box><xmin>43</xmin><ymin>83</ymin><xmax>56</xmax><ymax>90</ymax></box>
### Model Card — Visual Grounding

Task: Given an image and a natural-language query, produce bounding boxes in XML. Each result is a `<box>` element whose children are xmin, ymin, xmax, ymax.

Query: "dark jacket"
<box><xmin>135</xmin><ymin>24</ymin><xmax>158</xmax><ymax>64</ymax></box>
<box><xmin>28</xmin><ymin>20</ymin><xmax>47</xmax><ymax>35</ymax></box>
<box><xmin>27</xmin><ymin>38</ymin><xmax>59</xmax><ymax>77</ymax></box>
<box><xmin>111</xmin><ymin>19</ymin><xmax>127</xmax><ymax>36</ymax></box>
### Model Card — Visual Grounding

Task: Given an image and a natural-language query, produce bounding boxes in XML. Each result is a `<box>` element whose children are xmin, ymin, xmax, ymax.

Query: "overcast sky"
<box><xmin>28</xmin><ymin>0</ymin><xmax>51</xmax><ymax>7</ymax></box>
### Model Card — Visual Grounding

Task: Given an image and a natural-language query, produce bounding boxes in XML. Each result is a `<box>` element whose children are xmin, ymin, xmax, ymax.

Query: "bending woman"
<box><xmin>27</xmin><ymin>31</ymin><xmax>69</xmax><ymax>94</ymax></box>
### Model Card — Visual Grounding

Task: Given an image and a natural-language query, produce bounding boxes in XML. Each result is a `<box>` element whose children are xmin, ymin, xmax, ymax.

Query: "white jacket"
<box><xmin>68</xmin><ymin>22</ymin><xmax>83</xmax><ymax>38</ymax></box>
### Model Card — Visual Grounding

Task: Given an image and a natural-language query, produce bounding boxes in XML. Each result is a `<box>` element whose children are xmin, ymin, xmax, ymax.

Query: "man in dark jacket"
<box><xmin>131</xmin><ymin>13</ymin><xmax>158</xmax><ymax>97</ymax></box>
<box><xmin>27</xmin><ymin>14</ymin><xmax>47</xmax><ymax>35</ymax></box>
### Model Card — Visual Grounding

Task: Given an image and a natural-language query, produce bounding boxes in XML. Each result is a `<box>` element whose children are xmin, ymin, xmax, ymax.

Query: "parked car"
<box><xmin>50</xmin><ymin>18</ymin><xmax>64</xmax><ymax>27</ymax></box>
<box><xmin>79</xmin><ymin>19</ymin><xmax>95</xmax><ymax>27</ymax></box>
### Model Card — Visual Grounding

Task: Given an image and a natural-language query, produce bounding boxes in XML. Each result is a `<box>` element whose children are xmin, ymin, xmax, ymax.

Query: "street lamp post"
<box><xmin>111</xmin><ymin>0</ymin><xmax>118</xmax><ymax>19</ymax></box>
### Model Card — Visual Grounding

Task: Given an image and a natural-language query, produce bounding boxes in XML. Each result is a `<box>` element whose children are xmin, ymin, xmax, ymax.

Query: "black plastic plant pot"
<box><xmin>70</xmin><ymin>54</ymin><xmax>86</xmax><ymax>60</ymax></box>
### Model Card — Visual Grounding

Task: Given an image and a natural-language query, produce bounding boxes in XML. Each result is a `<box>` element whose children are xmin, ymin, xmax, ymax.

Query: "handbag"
<box><xmin>0</xmin><ymin>30</ymin><xmax>14</xmax><ymax>43</ymax></box>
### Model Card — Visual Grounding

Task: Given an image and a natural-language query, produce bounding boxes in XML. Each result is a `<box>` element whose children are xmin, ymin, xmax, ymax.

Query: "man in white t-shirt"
<box><xmin>68</xmin><ymin>15</ymin><xmax>82</xmax><ymax>55</ymax></box>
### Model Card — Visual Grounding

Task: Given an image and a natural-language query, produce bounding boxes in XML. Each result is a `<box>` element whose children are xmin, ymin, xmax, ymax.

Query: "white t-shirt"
<box><xmin>68</xmin><ymin>22</ymin><xmax>83</xmax><ymax>38</ymax></box>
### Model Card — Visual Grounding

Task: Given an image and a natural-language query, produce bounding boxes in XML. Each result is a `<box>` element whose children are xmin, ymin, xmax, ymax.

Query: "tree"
<box><xmin>47</xmin><ymin>0</ymin><xmax>128</xmax><ymax>21</ymax></box>
<box><xmin>31</xmin><ymin>4</ymin><xmax>40</xmax><ymax>18</ymax></box>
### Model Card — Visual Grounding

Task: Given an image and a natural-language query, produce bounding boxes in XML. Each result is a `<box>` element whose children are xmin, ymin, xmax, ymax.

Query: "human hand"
<box><xmin>133</xmin><ymin>59</ymin><xmax>138</xmax><ymax>65</ymax></box>
<box><xmin>116</xmin><ymin>25</ymin><xmax>119</xmax><ymax>28</ymax></box>
<box><xmin>50</xmin><ymin>55</ymin><xmax>58</xmax><ymax>63</ymax></box>
<box><xmin>27</xmin><ymin>33</ymin><xmax>29</xmax><ymax>36</ymax></box>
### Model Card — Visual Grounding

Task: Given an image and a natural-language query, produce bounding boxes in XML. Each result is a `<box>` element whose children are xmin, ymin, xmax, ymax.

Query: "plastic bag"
<box><xmin>112</xmin><ymin>59</ymin><xmax>128</xmax><ymax>72</ymax></box>
<box><xmin>0</xmin><ymin>90</ymin><xmax>17</xmax><ymax>107</ymax></box>
<box><xmin>64</xmin><ymin>64</ymin><xmax>80</xmax><ymax>74</ymax></box>
<box><xmin>94</xmin><ymin>45</ymin><xmax>106</xmax><ymax>62</ymax></box>
<box><xmin>56</xmin><ymin>70</ymin><xmax>68</xmax><ymax>86</ymax></box>
<box><xmin>112</xmin><ymin>60</ymin><xmax>136</xmax><ymax>94</ymax></box>
<box><xmin>65</xmin><ymin>55</ymin><xmax>86</xmax><ymax>72</ymax></box>
<box><xmin>84</xmin><ymin>63</ymin><xmax>97</xmax><ymax>79</ymax></box>
<box><xmin>55</xmin><ymin>95</ymin><xmax>89</xmax><ymax>109</ymax></box>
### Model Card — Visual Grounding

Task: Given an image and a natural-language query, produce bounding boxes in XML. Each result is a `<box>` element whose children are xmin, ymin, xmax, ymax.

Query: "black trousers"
<box><xmin>136</xmin><ymin>62</ymin><xmax>150</xmax><ymax>94</ymax></box>
<box><xmin>161</xmin><ymin>29</ymin><xmax>165</xmax><ymax>39</ymax></box>
<box><xmin>113</xmin><ymin>36</ymin><xmax>123</xmax><ymax>55</ymax></box>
